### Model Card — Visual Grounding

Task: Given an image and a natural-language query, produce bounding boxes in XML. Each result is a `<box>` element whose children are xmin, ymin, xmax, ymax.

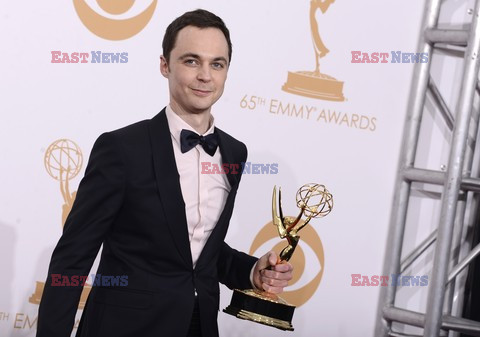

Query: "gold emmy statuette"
<box><xmin>223</xmin><ymin>183</ymin><xmax>333</xmax><ymax>331</ymax></box>
<box><xmin>282</xmin><ymin>0</ymin><xmax>345</xmax><ymax>101</ymax></box>
<box><xmin>29</xmin><ymin>139</ymin><xmax>91</xmax><ymax>308</ymax></box>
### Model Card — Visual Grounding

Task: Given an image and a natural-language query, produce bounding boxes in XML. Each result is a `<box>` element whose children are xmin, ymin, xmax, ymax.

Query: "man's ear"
<box><xmin>160</xmin><ymin>55</ymin><xmax>169</xmax><ymax>78</ymax></box>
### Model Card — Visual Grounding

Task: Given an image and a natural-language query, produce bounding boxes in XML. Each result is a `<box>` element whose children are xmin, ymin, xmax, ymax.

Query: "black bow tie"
<box><xmin>180</xmin><ymin>129</ymin><xmax>219</xmax><ymax>156</ymax></box>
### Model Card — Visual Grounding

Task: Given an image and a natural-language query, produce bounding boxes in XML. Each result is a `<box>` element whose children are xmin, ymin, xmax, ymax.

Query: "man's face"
<box><xmin>160</xmin><ymin>26</ymin><xmax>229</xmax><ymax>115</ymax></box>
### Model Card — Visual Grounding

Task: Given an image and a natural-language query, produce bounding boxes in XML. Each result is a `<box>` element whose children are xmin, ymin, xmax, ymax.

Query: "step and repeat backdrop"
<box><xmin>1</xmin><ymin>0</ymin><xmax>428</xmax><ymax>336</ymax></box>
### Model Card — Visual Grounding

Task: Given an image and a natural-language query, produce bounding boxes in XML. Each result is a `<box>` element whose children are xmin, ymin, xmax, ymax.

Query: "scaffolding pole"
<box><xmin>375</xmin><ymin>0</ymin><xmax>441</xmax><ymax>335</ymax></box>
<box><xmin>375</xmin><ymin>0</ymin><xmax>480</xmax><ymax>336</ymax></box>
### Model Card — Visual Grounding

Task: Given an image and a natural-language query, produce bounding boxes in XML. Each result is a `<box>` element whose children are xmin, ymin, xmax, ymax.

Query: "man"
<box><xmin>37</xmin><ymin>9</ymin><xmax>293</xmax><ymax>337</ymax></box>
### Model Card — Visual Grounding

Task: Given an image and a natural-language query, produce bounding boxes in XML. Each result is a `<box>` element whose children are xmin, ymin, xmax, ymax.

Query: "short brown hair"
<box><xmin>162</xmin><ymin>9</ymin><xmax>232</xmax><ymax>64</ymax></box>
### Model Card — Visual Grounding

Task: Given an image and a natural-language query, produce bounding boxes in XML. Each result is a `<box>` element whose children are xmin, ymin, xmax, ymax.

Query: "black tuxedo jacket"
<box><xmin>37</xmin><ymin>109</ymin><xmax>257</xmax><ymax>337</ymax></box>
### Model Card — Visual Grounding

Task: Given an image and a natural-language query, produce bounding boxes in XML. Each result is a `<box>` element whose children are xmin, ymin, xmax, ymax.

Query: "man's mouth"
<box><xmin>191</xmin><ymin>88</ymin><xmax>212</xmax><ymax>96</ymax></box>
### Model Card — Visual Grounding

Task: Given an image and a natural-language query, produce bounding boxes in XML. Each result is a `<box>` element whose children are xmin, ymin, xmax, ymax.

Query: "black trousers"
<box><xmin>187</xmin><ymin>296</ymin><xmax>201</xmax><ymax>337</ymax></box>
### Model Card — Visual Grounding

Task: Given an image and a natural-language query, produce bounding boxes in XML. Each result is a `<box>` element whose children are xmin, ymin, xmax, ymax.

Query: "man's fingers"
<box><xmin>260</xmin><ymin>275</ymin><xmax>289</xmax><ymax>287</ymax></box>
<box><xmin>261</xmin><ymin>268</ymin><xmax>292</xmax><ymax>280</ymax></box>
<box><xmin>262</xmin><ymin>284</ymin><xmax>286</xmax><ymax>294</ymax></box>
<box><xmin>273</xmin><ymin>262</ymin><xmax>293</xmax><ymax>273</ymax></box>
<box><xmin>258</xmin><ymin>261</ymin><xmax>293</xmax><ymax>293</ymax></box>
<box><xmin>253</xmin><ymin>252</ymin><xmax>294</xmax><ymax>292</ymax></box>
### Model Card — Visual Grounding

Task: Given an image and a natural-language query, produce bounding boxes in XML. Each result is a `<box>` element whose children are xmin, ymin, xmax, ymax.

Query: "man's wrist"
<box><xmin>250</xmin><ymin>261</ymin><xmax>260</xmax><ymax>290</ymax></box>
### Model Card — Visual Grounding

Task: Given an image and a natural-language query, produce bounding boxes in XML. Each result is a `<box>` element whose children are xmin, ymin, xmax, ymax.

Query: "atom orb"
<box><xmin>296</xmin><ymin>183</ymin><xmax>333</xmax><ymax>218</ymax></box>
<box><xmin>44</xmin><ymin>139</ymin><xmax>83</xmax><ymax>181</ymax></box>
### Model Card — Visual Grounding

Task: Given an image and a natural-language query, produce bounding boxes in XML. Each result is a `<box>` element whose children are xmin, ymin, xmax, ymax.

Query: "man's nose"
<box><xmin>197</xmin><ymin>64</ymin><xmax>212</xmax><ymax>81</ymax></box>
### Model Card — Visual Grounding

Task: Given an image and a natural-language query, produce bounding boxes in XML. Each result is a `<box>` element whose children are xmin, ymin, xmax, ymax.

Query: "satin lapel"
<box><xmin>147</xmin><ymin>109</ymin><xmax>193</xmax><ymax>268</ymax></box>
<box><xmin>216</xmin><ymin>128</ymin><xmax>240</xmax><ymax>189</ymax></box>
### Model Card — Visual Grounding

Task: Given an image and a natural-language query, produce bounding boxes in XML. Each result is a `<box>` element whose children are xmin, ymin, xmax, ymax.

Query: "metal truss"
<box><xmin>375</xmin><ymin>0</ymin><xmax>480</xmax><ymax>336</ymax></box>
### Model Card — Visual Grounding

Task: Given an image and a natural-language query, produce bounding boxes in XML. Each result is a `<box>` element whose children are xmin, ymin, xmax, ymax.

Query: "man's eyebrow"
<box><xmin>212</xmin><ymin>56</ymin><xmax>228</xmax><ymax>64</ymax></box>
<box><xmin>178</xmin><ymin>53</ymin><xmax>200</xmax><ymax>60</ymax></box>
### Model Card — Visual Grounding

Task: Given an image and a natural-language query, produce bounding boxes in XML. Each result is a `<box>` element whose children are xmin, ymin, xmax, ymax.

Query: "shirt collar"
<box><xmin>165</xmin><ymin>105</ymin><xmax>215</xmax><ymax>147</ymax></box>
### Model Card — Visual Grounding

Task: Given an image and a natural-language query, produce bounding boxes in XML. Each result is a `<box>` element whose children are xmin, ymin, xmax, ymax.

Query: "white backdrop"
<box><xmin>0</xmin><ymin>1</ymin><xmax>429</xmax><ymax>336</ymax></box>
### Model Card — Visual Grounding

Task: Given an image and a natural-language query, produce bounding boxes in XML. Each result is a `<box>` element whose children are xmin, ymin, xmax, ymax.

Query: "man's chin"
<box><xmin>189</xmin><ymin>100</ymin><xmax>218</xmax><ymax>114</ymax></box>
<box><xmin>185</xmin><ymin>104</ymin><xmax>213</xmax><ymax>115</ymax></box>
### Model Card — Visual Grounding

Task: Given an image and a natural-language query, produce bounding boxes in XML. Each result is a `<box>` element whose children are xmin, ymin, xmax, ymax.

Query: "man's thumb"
<box><xmin>268</xmin><ymin>251</ymin><xmax>279</xmax><ymax>266</ymax></box>
<box><xmin>257</xmin><ymin>251</ymin><xmax>278</xmax><ymax>270</ymax></box>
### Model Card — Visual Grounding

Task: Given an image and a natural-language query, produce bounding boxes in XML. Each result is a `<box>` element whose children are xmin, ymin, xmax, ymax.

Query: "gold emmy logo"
<box><xmin>282</xmin><ymin>0</ymin><xmax>345</xmax><ymax>101</ymax></box>
<box><xmin>73</xmin><ymin>0</ymin><xmax>157</xmax><ymax>40</ymax></box>
<box><xmin>44</xmin><ymin>139</ymin><xmax>83</xmax><ymax>226</ymax></box>
<box><xmin>29</xmin><ymin>139</ymin><xmax>92</xmax><ymax>309</ymax></box>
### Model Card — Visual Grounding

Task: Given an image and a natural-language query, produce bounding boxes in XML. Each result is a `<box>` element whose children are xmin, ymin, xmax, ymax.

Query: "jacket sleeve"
<box><xmin>37</xmin><ymin>132</ymin><xmax>126</xmax><ymax>337</ymax></box>
<box><xmin>217</xmin><ymin>242</ymin><xmax>258</xmax><ymax>290</ymax></box>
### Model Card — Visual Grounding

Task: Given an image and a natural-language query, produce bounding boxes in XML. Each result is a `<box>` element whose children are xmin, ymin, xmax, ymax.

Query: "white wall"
<box><xmin>0</xmin><ymin>1</ymin><xmax>429</xmax><ymax>336</ymax></box>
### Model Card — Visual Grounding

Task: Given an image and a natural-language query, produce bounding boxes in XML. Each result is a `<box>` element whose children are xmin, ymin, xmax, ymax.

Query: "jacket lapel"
<box><xmin>195</xmin><ymin>128</ymin><xmax>243</xmax><ymax>267</ymax></box>
<box><xmin>147</xmin><ymin>109</ymin><xmax>193</xmax><ymax>268</ymax></box>
<box><xmin>216</xmin><ymin>128</ymin><xmax>240</xmax><ymax>189</ymax></box>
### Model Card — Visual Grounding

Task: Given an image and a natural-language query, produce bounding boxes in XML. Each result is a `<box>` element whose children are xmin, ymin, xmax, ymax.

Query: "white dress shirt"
<box><xmin>165</xmin><ymin>105</ymin><xmax>231</xmax><ymax>268</ymax></box>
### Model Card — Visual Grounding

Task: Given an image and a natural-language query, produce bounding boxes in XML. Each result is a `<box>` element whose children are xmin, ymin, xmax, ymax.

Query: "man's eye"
<box><xmin>212</xmin><ymin>62</ymin><xmax>225</xmax><ymax>69</ymax></box>
<box><xmin>185</xmin><ymin>59</ymin><xmax>197</xmax><ymax>65</ymax></box>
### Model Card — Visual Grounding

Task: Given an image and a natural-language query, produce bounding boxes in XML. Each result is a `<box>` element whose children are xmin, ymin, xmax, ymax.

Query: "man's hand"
<box><xmin>252</xmin><ymin>251</ymin><xmax>293</xmax><ymax>294</ymax></box>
